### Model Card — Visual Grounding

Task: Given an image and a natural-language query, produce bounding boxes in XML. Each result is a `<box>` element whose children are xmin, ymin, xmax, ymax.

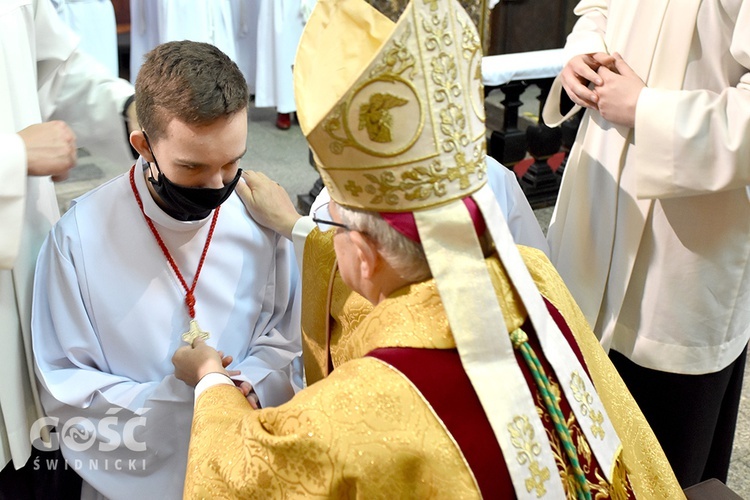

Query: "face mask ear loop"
<box><xmin>142</xmin><ymin>131</ymin><xmax>163</xmax><ymax>184</ymax></box>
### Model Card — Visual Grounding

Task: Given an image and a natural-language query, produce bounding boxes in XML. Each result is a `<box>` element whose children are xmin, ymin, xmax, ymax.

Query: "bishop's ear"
<box><xmin>349</xmin><ymin>231</ymin><xmax>379</xmax><ymax>280</ymax></box>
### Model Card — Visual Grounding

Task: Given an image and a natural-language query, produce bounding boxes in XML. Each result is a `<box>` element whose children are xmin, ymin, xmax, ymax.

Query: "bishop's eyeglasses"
<box><xmin>311</xmin><ymin>203</ymin><xmax>351</xmax><ymax>232</ymax></box>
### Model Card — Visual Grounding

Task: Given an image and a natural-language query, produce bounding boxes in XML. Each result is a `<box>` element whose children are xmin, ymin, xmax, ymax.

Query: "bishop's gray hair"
<box><xmin>336</xmin><ymin>205</ymin><xmax>432</xmax><ymax>283</ymax></box>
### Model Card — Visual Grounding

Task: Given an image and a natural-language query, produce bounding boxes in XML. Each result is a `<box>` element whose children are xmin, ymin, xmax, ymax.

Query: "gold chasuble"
<box><xmin>184</xmin><ymin>231</ymin><xmax>682</xmax><ymax>498</ymax></box>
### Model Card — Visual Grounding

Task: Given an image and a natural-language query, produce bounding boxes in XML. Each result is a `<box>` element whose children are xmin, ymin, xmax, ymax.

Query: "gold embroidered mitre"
<box><xmin>294</xmin><ymin>0</ymin><xmax>487</xmax><ymax>212</ymax></box>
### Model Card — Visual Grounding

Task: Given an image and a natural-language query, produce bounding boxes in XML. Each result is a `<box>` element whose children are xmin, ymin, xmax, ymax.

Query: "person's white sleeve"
<box><xmin>309</xmin><ymin>185</ymin><xmax>331</xmax><ymax>216</ymax></box>
<box><xmin>634</xmin><ymin>3</ymin><xmax>750</xmax><ymax>199</ymax></box>
<box><xmin>485</xmin><ymin>156</ymin><xmax>550</xmax><ymax>256</ymax></box>
<box><xmin>0</xmin><ymin>134</ymin><xmax>28</xmax><ymax>269</ymax></box>
<box><xmin>194</xmin><ymin>373</ymin><xmax>234</xmax><ymax>404</ymax></box>
<box><xmin>295</xmin><ymin>186</ymin><xmax>331</xmax><ymax>284</ymax></box>
<box><xmin>34</xmin><ymin>0</ymin><xmax>134</xmax><ymax>166</ymax></box>
<box><xmin>291</xmin><ymin>216</ymin><xmax>316</xmax><ymax>272</ymax></box>
<box><xmin>230</xmin><ymin>234</ymin><xmax>302</xmax><ymax>408</ymax></box>
<box><xmin>565</xmin><ymin>0</ymin><xmax>609</xmax><ymax>61</ymax></box>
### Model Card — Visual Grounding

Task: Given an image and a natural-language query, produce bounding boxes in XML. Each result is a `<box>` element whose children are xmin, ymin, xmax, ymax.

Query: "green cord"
<box><xmin>510</xmin><ymin>328</ymin><xmax>592</xmax><ymax>500</ymax></box>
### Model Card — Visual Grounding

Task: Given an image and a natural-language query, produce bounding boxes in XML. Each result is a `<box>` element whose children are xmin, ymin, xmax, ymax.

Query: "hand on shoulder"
<box><xmin>236</xmin><ymin>170</ymin><xmax>301</xmax><ymax>240</ymax></box>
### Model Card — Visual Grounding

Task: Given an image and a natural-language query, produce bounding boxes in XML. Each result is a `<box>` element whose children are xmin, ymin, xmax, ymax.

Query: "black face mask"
<box><xmin>143</xmin><ymin>134</ymin><xmax>242</xmax><ymax>221</ymax></box>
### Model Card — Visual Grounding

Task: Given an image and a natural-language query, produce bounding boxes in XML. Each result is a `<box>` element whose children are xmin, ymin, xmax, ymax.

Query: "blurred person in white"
<box><xmin>129</xmin><ymin>0</ymin><xmax>236</xmax><ymax>84</ymax></box>
<box><xmin>50</xmin><ymin>0</ymin><xmax>120</xmax><ymax>77</ymax></box>
<box><xmin>230</xmin><ymin>0</ymin><xmax>260</xmax><ymax>94</ymax></box>
<box><xmin>254</xmin><ymin>0</ymin><xmax>315</xmax><ymax>130</ymax></box>
<box><xmin>0</xmin><ymin>0</ymin><xmax>136</xmax><ymax>496</ymax></box>
<box><xmin>543</xmin><ymin>0</ymin><xmax>750</xmax><ymax>488</ymax></box>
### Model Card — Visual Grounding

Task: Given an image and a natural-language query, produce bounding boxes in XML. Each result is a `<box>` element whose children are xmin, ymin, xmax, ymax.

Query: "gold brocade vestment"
<box><xmin>184</xmin><ymin>229</ymin><xmax>683</xmax><ymax>499</ymax></box>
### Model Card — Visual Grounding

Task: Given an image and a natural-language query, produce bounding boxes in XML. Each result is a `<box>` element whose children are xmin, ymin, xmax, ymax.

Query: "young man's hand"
<box><xmin>594</xmin><ymin>53</ymin><xmax>645</xmax><ymax>128</ymax></box>
<box><xmin>560</xmin><ymin>52</ymin><xmax>614</xmax><ymax>109</ymax></box>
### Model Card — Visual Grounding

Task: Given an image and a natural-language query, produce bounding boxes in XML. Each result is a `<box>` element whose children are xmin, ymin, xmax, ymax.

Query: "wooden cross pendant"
<box><xmin>182</xmin><ymin>319</ymin><xmax>210</xmax><ymax>344</ymax></box>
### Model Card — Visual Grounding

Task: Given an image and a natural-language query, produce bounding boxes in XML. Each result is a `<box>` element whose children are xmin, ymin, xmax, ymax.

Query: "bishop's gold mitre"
<box><xmin>294</xmin><ymin>0</ymin><xmax>487</xmax><ymax>212</ymax></box>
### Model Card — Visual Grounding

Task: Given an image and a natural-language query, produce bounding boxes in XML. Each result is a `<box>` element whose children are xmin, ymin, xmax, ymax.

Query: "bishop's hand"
<box><xmin>172</xmin><ymin>338</ymin><xmax>226</xmax><ymax>387</ymax></box>
<box><xmin>237</xmin><ymin>170</ymin><xmax>301</xmax><ymax>240</ymax></box>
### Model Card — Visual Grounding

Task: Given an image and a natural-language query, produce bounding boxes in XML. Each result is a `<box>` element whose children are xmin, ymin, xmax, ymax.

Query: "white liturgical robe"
<box><xmin>0</xmin><ymin>0</ymin><xmax>133</xmax><ymax>471</ymax></box>
<box><xmin>255</xmin><ymin>0</ymin><xmax>307</xmax><ymax>113</ymax></box>
<box><xmin>32</xmin><ymin>159</ymin><xmax>301</xmax><ymax>499</ymax></box>
<box><xmin>543</xmin><ymin>0</ymin><xmax>750</xmax><ymax>375</ymax></box>
<box><xmin>50</xmin><ymin>0</ymin><xmax>120</xmax><ymax>77</ymax></box>
<box><xmin>129</xmin><ymin>0</ymin><xmax>236</xmax><ymax>84</ymax></box>
<box><xmin>230</xmin><ymin>0</ymin><xmax>260</xmax><ymax>93</ymax></box>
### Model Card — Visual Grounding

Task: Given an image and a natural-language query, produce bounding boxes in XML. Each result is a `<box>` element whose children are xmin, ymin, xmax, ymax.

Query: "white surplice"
<box><xmin>32</xmin><ymin>159</ymin><xmax>301</xmax><ymax>499</ymax></box>
<box><xmin>0</xmin><ymin>0</ymin><xmax>133</xmax><ymax>471</ymax></box>
<box><xmin>254</xmin><ymin>0</ymin><xmax>308</xmax><ymax>113</ymax></box>
<box><xmin>230</xmin><ymin>0</ymin><xmax>260</xmax><ymax>93</ymax></box>
<box><xmin>129</xmin><ymin>0</ymin><xmax>236</xmax><ymax>84</ymax></box>
<box><xmin>543</xmin><ymin>0</ymin><xmax>750</xmax><ymax>375</ymax></box>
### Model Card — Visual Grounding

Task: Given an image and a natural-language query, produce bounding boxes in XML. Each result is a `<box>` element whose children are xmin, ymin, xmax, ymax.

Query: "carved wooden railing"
<box><xmin>483</xmin><ymin>48</ymin><xmax>574</xmax><ymax>209</ymax></box>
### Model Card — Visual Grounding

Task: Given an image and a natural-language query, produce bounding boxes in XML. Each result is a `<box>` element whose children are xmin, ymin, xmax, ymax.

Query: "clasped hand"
<box><xmin>560</xmin><ymin>52</ymin><xmax>645</xmax><ymax>128</ymax></box>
